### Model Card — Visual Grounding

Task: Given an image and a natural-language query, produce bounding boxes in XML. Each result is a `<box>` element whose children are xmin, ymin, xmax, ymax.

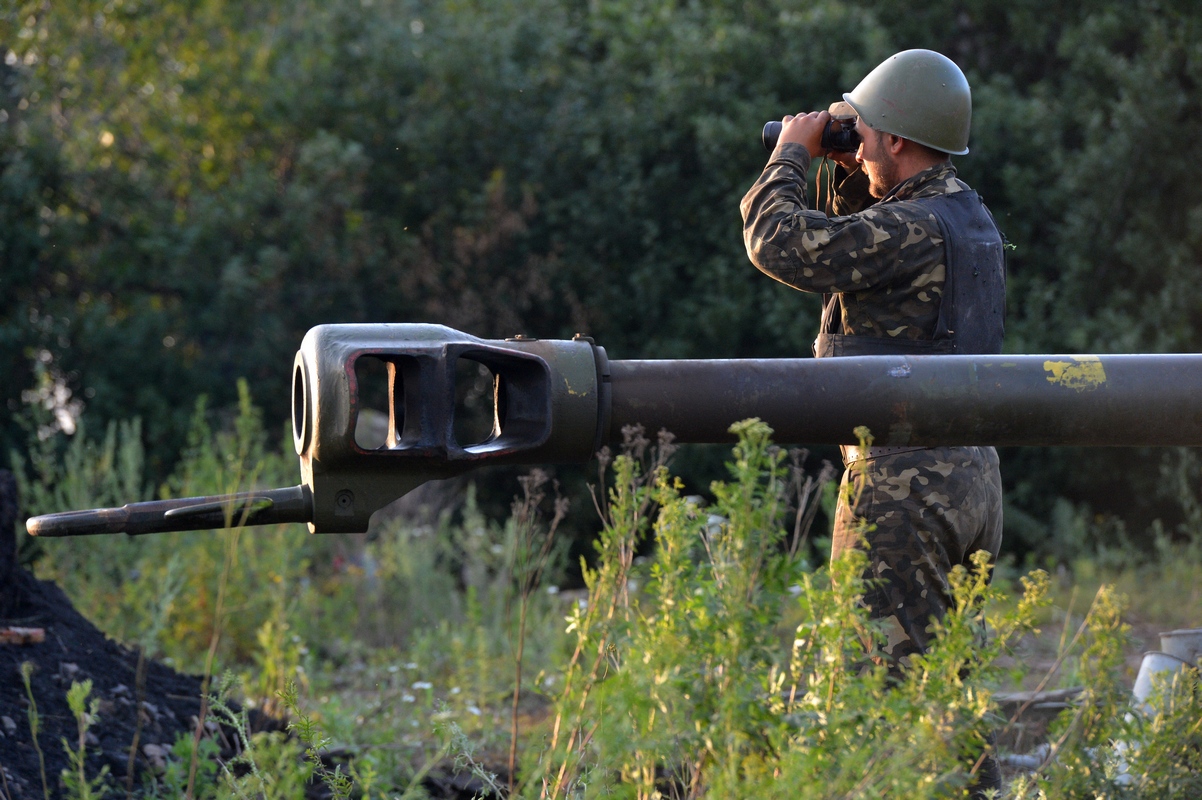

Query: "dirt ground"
<box><xmin>0</xmin><ymin>563</ymin><xmax>511</xmax><ymax>800</ymax></box>
<box><xmin>0</xmin><ymin>468</ymin><xmax>494</xmax><ymax>799</ymax></box>
<box><xmin>0</xmin><ymin>564</ymin><xmax>212</xmax><ymax>799</ymax></box>
<box><xmin>0</xmin><ymin>469</ymin><xmax>252</xmax><ymax>800</ymax></box>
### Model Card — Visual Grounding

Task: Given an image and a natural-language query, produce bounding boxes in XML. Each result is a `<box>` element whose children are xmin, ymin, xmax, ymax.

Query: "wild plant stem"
<box><xmin>508</xmin><ymin>472</ymin><xmax>565</xmax><ymax>795</ymax></box>
<box><xmin>509</xmin><ymin>598</ymin><xmax>528</xmax><ymax>795</ymax></box>
<box><xmin>186</xmin><ymin>526</ymin><xmax>243</xmax><ymax>799</ymax></box>
<box><xmin>74</xmin><ymin>691</ymin><xmax>88</xmax><ymax>799</ymax></box>
<box><xmin>19</xmin><ymin>663</ymin><xmax>49</xmax><ymax>800</ymax></box>
<box><xmin>995</xmin><ymin>586</ymin><xmax>1099</xmax><ymax>750</ymax></box>
<box><xmin>125</xmin><ymin>644</ymin><xmax>147</xmax><ymax>799</ymax></box>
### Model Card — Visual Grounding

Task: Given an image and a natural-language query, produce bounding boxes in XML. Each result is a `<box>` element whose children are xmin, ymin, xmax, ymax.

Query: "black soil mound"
<box><xmin>0</xmin><ymin>470</ymin><xmax>214</xmax><ymax>798</ymax></box>
<box><xmin>0</xmin><ymin>566</ymin><xmax>209</xmax><ymax>799</ymax></box>
<box><xmin>0</xmin><ymin>473</ymin><xmax>494</xmax><ymax>799</ymax></box>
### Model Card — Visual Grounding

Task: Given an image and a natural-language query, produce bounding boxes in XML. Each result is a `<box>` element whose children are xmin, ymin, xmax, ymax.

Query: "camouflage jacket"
<box><xmin>741</xmin><ymin>143</ymin><xmax>972</xmax><ymax>342</ymax></box>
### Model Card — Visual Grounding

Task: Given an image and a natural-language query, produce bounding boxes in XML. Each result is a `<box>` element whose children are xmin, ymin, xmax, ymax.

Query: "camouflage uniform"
<box><xmin>740</xmin><ymin>143</ymin><xmax>1004</xmax><ymax>664</ymax></box>
<box><xmin>832</xmin><ymin>446</ymin><xmax>1002</xmax><ymax>663</ymax></box>
<box><xmin>741</xmin><ymin>144</ymin><xmax>973</xmax><ymax>346</ymax></box>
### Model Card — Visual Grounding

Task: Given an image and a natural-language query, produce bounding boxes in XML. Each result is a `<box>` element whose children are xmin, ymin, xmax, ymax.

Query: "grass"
<box><xmin>12</xmin><ymin>395</ymin><xmax>1202</xmax><ymax>798</ymax></box>
<box><xmin>19</xmin><ymin>661</ymin><xmax>51</xmax><ymax>800</ymax></box>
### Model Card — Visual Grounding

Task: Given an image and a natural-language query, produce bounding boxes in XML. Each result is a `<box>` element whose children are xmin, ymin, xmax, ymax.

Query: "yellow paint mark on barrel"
<box><xmin>1043</xmin><ymin>356</ymin><xmax>1107</xmax><ymax>392</ymax></box>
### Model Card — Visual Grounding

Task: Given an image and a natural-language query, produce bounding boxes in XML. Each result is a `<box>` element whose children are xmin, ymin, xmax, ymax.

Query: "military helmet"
<box><xmin>842</xmin><ymin>49</ymin><xmax>972</xmax><ymax>156</ymax></box>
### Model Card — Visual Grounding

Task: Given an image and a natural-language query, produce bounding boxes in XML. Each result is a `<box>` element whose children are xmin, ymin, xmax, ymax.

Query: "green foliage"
<box><xmin>5</xmin><ymin>0</ymin><xmax>1202</xmax><ymax>562</ymax></box>
<box><xmin>145</xmin><ymin>733</ymin><xmax>221</xmax><ymax>800</ymax></box>
<box><xmin>21</xmin><ymin>382</ymin><xmax>313</xmax><ymax>670</ymax></box>
<box><xmin>587</xmin><ymin>419</ymin><xmax>800</xmax><ymax>795</ymax></box>
<box><xmin>12</xmin><ymin>403</ymin><xmax>1202</xmax><ymax>796</ymax></box>
<box><xmin>222</xmin><ymin>732</ymin><xmax>313</xmax><ymax>800</ymax></box>
<box><xmin>20</xmin><ymin>661</ymin><xmax>51</xmax><ymax>800</ymax></box>
<box><xmin>1123</xmin><ymin>669</ymin><xmax>1202</xmax><ymax>798</ymax></box>
<box><xmin>1</xmin><ymin>0</ymin><xmax>882</xmax><ymax>470</ymax></box>
<box><xmin>130</xmin><ymin>675</ymin><xmax>315</xmax><ymax>799</ymax></box>
<box><xmin>7</xmin><ymin>0</ymin><xmax>1202</xmax><ymax>554</ymax></box>
<box><xmin>60</xmin><ymin>680</ymin><xmax>111</xmax><ymax>800</ymax></box>
<box><xmin>1034</xmin><ymin>586</ymin><xmax>1135</xmax><ymax>796</ymax></box>
<box><xmin>10</xmin><ymin>413</ymin><xmax>145</xmax><ymax>566</ymax></box>
<box><xmin>277</xmin><ymin>679</ymin><xmax>352</xmax><ymax>800</ymax></box>
<box><xmin>529</xmin><ymin>420</ymin><xmax>1053</xmax><ymax>798</ymax></box>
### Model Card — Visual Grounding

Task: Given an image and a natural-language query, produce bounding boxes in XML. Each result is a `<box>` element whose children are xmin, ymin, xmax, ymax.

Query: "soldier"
<box><xmin>741</xmin><ymin>49</ymin><xmax>1005</xmax><ymax>794</ymax></box>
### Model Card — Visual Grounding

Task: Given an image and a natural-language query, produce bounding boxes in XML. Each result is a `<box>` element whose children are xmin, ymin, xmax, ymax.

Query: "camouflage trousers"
<box><xmin>831</xmin><ymin>445</ymin><xmax>1003</xmax><ymax>666</ymax></box>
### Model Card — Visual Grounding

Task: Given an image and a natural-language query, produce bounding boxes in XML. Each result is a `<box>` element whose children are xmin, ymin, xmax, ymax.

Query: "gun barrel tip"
<box><xmin>22</xmin><ymin>509</ymin><xmax>120</xmax><ymax>537</ymax></box>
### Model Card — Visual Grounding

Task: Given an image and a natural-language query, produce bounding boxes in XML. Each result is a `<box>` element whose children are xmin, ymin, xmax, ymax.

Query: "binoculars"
<box><xmin>762</xmin><ymin>102</ymin><xmax>861</xmax><ymax>153</ymax></box>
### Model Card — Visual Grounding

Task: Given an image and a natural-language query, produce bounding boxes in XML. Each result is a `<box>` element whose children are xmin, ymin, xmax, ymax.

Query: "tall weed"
<box><xmin>532</xmin><ymin>420</ymin><xmax>1051</xmax><ymax>799</ymax></box>
<box><xmin>60</xmin><ymin>679</ymin><xmax>109</xmax><ymax>800</ymax></box>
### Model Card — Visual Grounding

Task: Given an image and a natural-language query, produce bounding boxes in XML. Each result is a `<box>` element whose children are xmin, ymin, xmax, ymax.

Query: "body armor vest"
<box><xmin>813</xmin><ymin>189</ymin><xmax>1005</xmax><ymax>358</ymax></box>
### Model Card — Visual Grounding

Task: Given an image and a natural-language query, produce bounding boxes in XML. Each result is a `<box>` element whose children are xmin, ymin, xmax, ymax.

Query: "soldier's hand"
<box><xmin>829</xmin><ymin>150</ymin><xmax>859</xmax><ymax>171</ymax></box>
<box><xmin>779</xmin><ymin>111</ymin><xmax>830</xmax><ymax>158</ymax></box>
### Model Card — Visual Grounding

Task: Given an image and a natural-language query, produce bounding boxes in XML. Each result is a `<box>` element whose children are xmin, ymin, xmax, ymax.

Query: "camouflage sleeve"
<box><xmin>740</xmin><ymin>143</ymin><xmax>912</xmax><ymax>295</ymax></box>
<box><xmin>830</xmin><ymin>165</ymin><xmax>872</xmax><ymax>216</ymax></box>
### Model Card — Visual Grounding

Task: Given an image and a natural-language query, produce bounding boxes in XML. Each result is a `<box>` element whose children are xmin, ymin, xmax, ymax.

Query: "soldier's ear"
<box><xmin>885</xmin><ymin>134</ymin><xmax>906</xmax><ymax>155</ymax></box>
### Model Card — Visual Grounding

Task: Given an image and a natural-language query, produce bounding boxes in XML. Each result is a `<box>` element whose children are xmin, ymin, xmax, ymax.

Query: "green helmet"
<box><xmin>843</xmin><ymin>49</ymin><xmax>972</xmax><ymax>156</ymax></box>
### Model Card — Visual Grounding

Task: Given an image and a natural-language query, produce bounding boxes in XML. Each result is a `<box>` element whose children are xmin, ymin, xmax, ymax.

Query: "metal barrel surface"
<box><xmin>608</xmin><ymin>354</ymin><xmax>1202</xmax><ymax>447</ymax></box>
<box><xmin>26</xmin><ymin>326</ymin><xmax>1202</xmax><ymax>538</ymax></box>
<box><xmin>26</xmin><ymin>486</ymin><xmax>312</xmax><ymax>537</ymax></box>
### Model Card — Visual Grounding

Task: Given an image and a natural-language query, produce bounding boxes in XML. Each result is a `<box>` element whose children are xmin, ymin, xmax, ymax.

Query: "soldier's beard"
<box><xmin>867</xmin><ymin>152</ymin><xmax>901</xmax><ymax>199</ymax></box>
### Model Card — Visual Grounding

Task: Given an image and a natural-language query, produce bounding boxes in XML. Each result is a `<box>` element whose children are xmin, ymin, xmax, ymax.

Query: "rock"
<box><xmin>142</xmin><ymin>742</ymin><xmax>168</xmax><ymax>772</ymax></box>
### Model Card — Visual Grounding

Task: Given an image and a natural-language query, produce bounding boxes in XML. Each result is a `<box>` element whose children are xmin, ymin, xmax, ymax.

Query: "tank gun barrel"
<box><xmin>608</xmin><ymin>354</ymin><xmax>1202</xmax><ymax>448</ymax></box>
<box><xmin>26</xmin><ymin>486</ymin><xmax>312</xmax><ymax>537</ymax></box>
<box><xmin>25</xmin><ymin>324</ymin><xmax>1202</xmax><ymax>537</ymax></box>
